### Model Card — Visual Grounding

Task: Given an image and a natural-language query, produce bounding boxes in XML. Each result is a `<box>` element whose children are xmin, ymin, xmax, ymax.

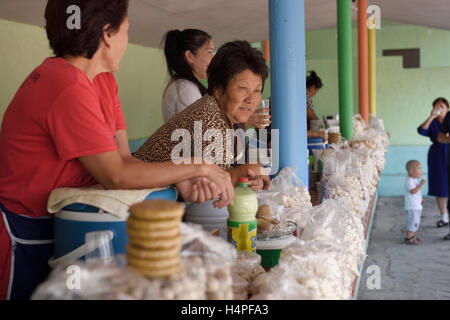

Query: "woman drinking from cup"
<box><xmin>418</xmin><ymin>97</ymin><xmax>449</xmax><ymax>227</ymax></box>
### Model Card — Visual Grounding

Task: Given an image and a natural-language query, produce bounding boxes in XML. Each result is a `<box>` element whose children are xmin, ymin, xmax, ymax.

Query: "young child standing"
<box><xmin>404</xmin><ymin>160</ymin><xmax>426</xmax><ymax>245</ymax></box>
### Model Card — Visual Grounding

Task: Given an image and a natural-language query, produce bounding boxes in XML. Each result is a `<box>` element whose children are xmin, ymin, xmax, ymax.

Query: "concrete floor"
<box><xmin>357</xmin><ymin>196</ymin><xmax>450</xmax><ymax>300</ymax></box>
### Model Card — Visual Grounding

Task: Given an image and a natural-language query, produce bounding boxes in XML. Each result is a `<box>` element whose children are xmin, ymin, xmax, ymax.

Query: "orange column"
<box><xmin>358</xmin><ymin>0</ymin><xmax>369</xmax><ymax>124</ymax></box>
<box><xmin>263</xmin><ymin>40</ymin><xmax>270</xmax><ymax>62</ymax></box>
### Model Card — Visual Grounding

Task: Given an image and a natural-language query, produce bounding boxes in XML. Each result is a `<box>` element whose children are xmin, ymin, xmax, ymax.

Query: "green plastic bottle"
<box><xmin>227</xmin><ymin>177</ymin><xmax>258</xmax><ymax>252</ymax></box>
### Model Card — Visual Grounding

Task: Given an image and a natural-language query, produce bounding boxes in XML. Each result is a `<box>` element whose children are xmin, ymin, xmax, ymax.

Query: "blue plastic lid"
<box><xmin>307</xmin><ymin>137</ymin><xmax>324</xmax><ymax>144</ymax></box>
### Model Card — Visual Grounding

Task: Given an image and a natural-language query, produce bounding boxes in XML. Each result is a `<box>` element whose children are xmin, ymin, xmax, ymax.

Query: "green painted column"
<box><xmin>337</xmin><ymin>0</ymin><xmax>353</xmax><ymax>140</ymax></box>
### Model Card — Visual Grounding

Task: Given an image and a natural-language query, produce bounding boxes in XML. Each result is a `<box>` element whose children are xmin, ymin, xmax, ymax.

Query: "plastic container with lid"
<box><xmin>227</xmin><ymin>177</ymin><xmax>258</xmax><ymax>252</ymax></box>
<box><xmin>183</xmin><ymin>200</ymin><xmax>229</xmax><ymax>239</ymax></box>
<box><xmin>307</xmin><ymin>137</ymin><xmax>330</xmax><ymax>155</ymax></box>
<box><xmin>256</xmin><ymin>235</ymin><xmax>296</xmax><ymax>268</ymax></box>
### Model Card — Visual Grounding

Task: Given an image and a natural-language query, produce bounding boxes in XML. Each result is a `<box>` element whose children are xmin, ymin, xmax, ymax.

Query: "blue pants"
<box><xmin>1</xmin><ymin>203</ymin><xmax>53</xmax><ymax>300</ymax></box>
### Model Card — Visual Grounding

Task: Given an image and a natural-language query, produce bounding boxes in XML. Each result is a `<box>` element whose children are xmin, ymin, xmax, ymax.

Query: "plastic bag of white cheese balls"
<box><xmin>300</xmin><ymin>198</ymin><xmax>366</xmax><ymax>264</ymax></box>
<box><xmin>256</xmin><ymin>166</ymin><xmax>312</xmax><ymax>220</ymax></box>
<box><xmin>31</xmin><ymin>256</ymin><xmax>207</xmax><ymax>300</ymax></box>
<box><xmin>232</xmin><ymin>251</ymin><xmax>265</xmax><ymax>283</ymax></box>
<box><xmin>180</xmin><ymin>222</ymin><xmax>235</xmax><ymax>300</ymax></box>
<box><xmin>265</xmin><ymin>167</ymin><xmax>311</xmax><ymax>209</ymax></box>
<box><xmin>320</xmin><ymin>172</ymin><xmax>365</xmax><ymax>218</ymax></box>
<box><xmin>231</xmin><ymin>272</ymin><xmax>250</xmax><ymax>300</ymax></box>
<box><xmin>250</xmin><ymin>239</ymin><xmax>361</xmax><ymax>300</ymax></box>
<box><xmin>230</xmin><ymin>251</ymin><xmax>266</xmax><ymax>300</ymax></box>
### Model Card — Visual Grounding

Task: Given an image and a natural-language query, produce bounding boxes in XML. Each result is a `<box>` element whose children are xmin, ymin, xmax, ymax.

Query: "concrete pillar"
<box><xmin>337</xmin><ymin>0</ymin><xmax>354</xmax><ymax>140</ymax></box>
<box><xmin>263</xmin><ymin>40</ymin><xmax>270</xmax><ymax>62</ymax></box>
<box><xmin>358</xmin><ymin>0</ymin><xmax>369</xmax><ymax>124</ymax></box>
<box><xmin>269</xmin><ymin>0</ymin><xmax>308</xmax><ymax>185</ymax></box>
<box><xmin>368</xmin><ymin>23</ymin><xmax>377</xmax><ymax>116</ymax></box>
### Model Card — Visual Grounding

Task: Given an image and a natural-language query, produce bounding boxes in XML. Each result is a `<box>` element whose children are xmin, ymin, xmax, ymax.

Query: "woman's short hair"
<box><xmin>45</xmin><ymin>0</ymin><xmax>129</xmax><ymax>59</ymax></box>
<box><xmin>432</xmin><ymin>97</ymin><xmax>449</xmax><ymax>109</ymax></box>
<box><xmin>306</xmin><ymin>70</ymin><xmax>323</xmax><ymax>89</ymax></box>
<box><xmin>207</xmin><ymin>40</ymin><xmax>269</xmax><ymax>95</ymax></box>
<box><xmin>163</xmin><ymin>29</ymin><xmax>211</xmax><ymax>96</ymax></box>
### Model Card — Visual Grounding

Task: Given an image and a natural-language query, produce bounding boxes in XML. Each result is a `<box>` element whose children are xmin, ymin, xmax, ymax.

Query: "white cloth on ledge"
<box><xmin>47</xmin><ymin>184</ymin><xmax>172</xmax><ymax>220</ymax></box>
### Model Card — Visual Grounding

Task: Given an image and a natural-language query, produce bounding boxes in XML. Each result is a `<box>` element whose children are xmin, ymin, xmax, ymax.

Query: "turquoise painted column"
<box><xmin>337</xmin><ymin>0</ymin><xmax>354</xmax><ymax>140</ymax></box>
<box><xmin>269</xmin><ymin>0</ymin><xmax>308</xmax><ymax>186</ymax></box>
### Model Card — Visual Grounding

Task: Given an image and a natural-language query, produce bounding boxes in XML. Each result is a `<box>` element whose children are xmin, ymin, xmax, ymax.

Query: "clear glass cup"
<box><xmin>255</xmin><ymin>99</ymin><xmax>271</xmax><ymax>131</ymax></box>
<box><xmin>84</xmin><ymin>230</ymin><xmax>115</xmax><ymax>265</ymax></box>
<box><xmin>259</xmin><ymin>99</ymin><xmax>270</xmax><ymax>115</ymax></box>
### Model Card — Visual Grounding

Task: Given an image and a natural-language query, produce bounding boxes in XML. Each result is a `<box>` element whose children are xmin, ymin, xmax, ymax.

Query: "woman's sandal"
<box><xmin>405</xmin><ymin>235</ymin><xmax>422</xmax><ymax>245</ymax></box>
<box><xmin>436</xmin><ymin>220</ymin><xmax>449</xmax><ymax>228</ymax></box>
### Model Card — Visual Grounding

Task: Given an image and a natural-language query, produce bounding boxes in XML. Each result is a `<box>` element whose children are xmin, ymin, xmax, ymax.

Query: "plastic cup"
<box><xmin>84</xmin><ymin>230</ymin><xmax>115</xmax><ymax>264</ymax></box>
<box><xmin>434</xmin><ymin>107</ymin><xmax>442</xmax><ymax>117</ymax></box>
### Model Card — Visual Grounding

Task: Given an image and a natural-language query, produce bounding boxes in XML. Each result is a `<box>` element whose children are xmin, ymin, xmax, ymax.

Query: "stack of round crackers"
<box><xmin>328</xmin><ymin>132</ymin><xmax>342</xmax><ymax>144</ymax></box>
<box><xmin>126</xmin><ymin>200</ymin><xmax>184</xmax><ymax>278</ymax></box>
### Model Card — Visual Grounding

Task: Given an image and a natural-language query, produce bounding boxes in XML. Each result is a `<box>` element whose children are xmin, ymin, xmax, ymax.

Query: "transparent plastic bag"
<box><xmin>259</xmin><ymin>167</ymin><xmax>311</xmax><ymax>211</ymax></box>
<box><xmin>33</xmin><ymin>223</ymin><xmax>235</xmax><ymax>300</ymax></box>
<box><xmin>249</xmin><ymin>240</ymin><xmax>351</xmax><ymax>300</ymax></box>
<box><xmin>299</xmin><ymin>198</ymin><xmax>366</xmax><ymax>263</ymax></box>
<box><xmin>180</xmin><ymin>222</ymin><xmax>236</xmax><ymax>263</ymax></box>
<box><xmin>369</xmin><ymin>115</ymin><xmax>385</xmax><ymax>131</ymax></box>
<box><xmin>31</xmin><ymin>255</ymin><xmax>208</xmax><ymax>300</ymax></box>
<box><xmin>232</xmin><ymin>251</ymin><xmax>265</xmax><ymax>283</ymax></box>
<box><xmin>231</xmin><ymin>272</ymin><xmax>249</xmax><ymax>300</ymax></box>
<box><xmin>180</xmin><ymin>222</ymin><xmax>235</xmax><ymax>300</ymax></box>
<box><xmin>255</xmin><ymin>167</ymin><xmax>312</xmax><ymax>238</ymax></box>
<box><xmin>278</xmin><ymin>239</ymin><xmax>361</xmax><ymax>299</ymax></box>
<box><xmin>255</xmin><ymin>202</ymin><xmax>297</xmax><ymax>239</ymax></box>
<box><xmin>268</xmin><ymin>167</ymin><xmax>306</xmax><ymax>195</ymax></box>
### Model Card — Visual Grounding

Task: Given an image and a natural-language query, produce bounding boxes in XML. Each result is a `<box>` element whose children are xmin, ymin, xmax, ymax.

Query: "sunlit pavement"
<box><xmin>357</xmin><ymin>196</ymin><xmax>450</xmax><ymax>300</ymax></box>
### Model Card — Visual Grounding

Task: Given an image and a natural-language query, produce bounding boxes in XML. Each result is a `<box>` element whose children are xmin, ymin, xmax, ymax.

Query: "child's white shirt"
<box><xmin>404</xmin><ymin>177</ymin><xmax>422</xmax><ymax>210</ymax></box>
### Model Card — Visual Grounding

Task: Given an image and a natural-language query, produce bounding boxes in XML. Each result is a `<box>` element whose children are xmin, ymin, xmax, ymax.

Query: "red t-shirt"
<box><xmin>0</xmin><ymin>57</ymin><xmax>127</xmax><ymax>299</ymax></box>
<box><xmin>0</xmin><ymin>57</ymin><xmax>127</xmax><ymax>217</ymax></box>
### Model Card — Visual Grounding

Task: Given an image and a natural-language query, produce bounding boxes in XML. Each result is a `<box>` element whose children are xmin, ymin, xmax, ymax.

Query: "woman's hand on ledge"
<box><xmin>247</xmin><ymin>167</ymin><xmax>270</xmax><ymax>191</ymax></box>
<box><xmin>175</xmin><ymin>177</ymin><xmax>220</xmax><ymax>204</ymax></box>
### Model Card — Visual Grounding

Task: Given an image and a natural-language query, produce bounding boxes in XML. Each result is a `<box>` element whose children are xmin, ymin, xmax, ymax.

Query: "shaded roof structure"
<box><xmin>0</xmin><ymin>0</ymin><xmax>449</xmax><ymax>48</ymax></box>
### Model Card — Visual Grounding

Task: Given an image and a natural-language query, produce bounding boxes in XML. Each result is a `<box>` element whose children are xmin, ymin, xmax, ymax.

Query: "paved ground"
<box><xmin>357</xmin><ymin>196</ymin><xmax>450</xmax><ymax>300</ymax></box>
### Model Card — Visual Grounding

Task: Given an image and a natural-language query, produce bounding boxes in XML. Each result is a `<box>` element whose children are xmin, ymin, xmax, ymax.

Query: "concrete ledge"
<box><xmin>353</xmin><ymin>190</ymin><xmax>379</xmax><ymax>299</ymax></box>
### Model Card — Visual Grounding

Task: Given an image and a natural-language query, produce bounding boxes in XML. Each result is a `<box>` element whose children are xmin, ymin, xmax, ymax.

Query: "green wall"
<box><xmin>0</xmin><ymin>18</ymin><xmax>168</xmax><ymax>141</ymax></box>
<box><xmin>114</xmin><ymin>45</ymin><xmax>167</xmax><ymax>140</ymax></box>
<box><xmin>2</xmin><ymin>18</ymin><xmax>450</xmax><ymax>146</ymax></box>
<box><xmin>0</xmin><ymin>19</ymin><xmax>52</xmax><ymax>122</ymax></box>
<box><xmin>307</xmin><ymin>56</ymin><xmax>450</xmax><ymax>146</ymax></box>
<box><xmin>306</xmin><ymin>21</ymin><xmax>450</xmax><ymax>68</ymax></box>
<box><xmin>304</xmin><ymin>22</ymin><xmax>450</xmax><ymax>146</ymax></box>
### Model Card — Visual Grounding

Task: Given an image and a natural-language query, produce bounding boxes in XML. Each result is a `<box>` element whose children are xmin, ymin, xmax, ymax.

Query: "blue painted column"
<box><xmin>269</xmin><ymin>0</ymin><xmax>308</xmax><ymax>186</ymax></box>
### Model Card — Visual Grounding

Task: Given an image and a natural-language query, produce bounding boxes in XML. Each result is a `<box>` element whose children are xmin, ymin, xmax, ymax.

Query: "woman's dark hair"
<box><xmin>45</xmin><ymin>0</ymin><xmax>129</xmax><ymax>59</ymax></box>
<box><xmin>306</xmin><ymin>70</ymin><xmax>323</xmax><ymax>89</ymax></box>
<box><xmin>163</xmin><ymin>29</ymin><xmax>211</xmax><ymax>96</ymax></box>
<box><xmin>207</xmin><ymin>40</ymin><xmax>269</xmax><ymax>95</ymax></box>
<box><xmin>432</xmin><ymin>97</ymin><xmax>449</xmax><ymax>108</ymax></box>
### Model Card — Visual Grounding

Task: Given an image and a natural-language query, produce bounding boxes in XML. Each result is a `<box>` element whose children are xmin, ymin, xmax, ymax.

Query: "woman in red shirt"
<box><xmin>0</xmin><ymin>0</ymin><xmax>233</xmax><ymax>300</ymax></box>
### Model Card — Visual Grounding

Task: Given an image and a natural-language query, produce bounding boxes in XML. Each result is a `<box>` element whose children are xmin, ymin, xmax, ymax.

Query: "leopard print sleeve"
<box><xmin>134</xmin><ymin>95</ymin><xmax>235</xmax><ymax>172</ymax></box>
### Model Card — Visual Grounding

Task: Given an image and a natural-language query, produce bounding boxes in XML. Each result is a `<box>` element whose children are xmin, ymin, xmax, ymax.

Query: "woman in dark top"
<box><xmin>418</xmin><ymin>97</ymin><xmax>449</xmax><ymax>228</ymax></box>
<box><xmin>306</xmin><ymin>71</ymin><xmax>327</xmax><ymax>141</ymax></box>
